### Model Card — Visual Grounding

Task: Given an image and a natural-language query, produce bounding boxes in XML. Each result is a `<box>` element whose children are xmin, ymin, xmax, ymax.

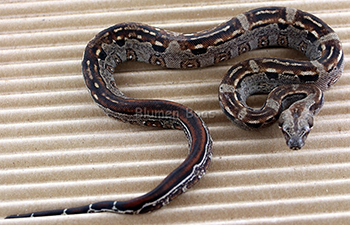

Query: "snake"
<box><xmin>6</xmin><ymin>6</ymin><xmax>343</xmax><ymax>219</ymax></box>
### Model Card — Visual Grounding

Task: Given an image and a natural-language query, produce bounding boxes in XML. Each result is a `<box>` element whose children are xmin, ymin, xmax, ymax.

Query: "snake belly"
<box><xmin>6</xmin><ymin>6</ymin><xmax>343</xmax><ymax>219</ymax></box>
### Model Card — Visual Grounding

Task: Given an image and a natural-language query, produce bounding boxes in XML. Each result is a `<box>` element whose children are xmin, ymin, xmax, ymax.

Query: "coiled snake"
<box><xmin>6</xmin><ymin>6</ymin><xmax>343</xmax><ymax>218</ymax></box>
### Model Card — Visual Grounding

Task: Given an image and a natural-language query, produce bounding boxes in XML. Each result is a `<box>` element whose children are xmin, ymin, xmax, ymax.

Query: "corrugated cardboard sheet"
<box><xmin>1</xmin><ymin>0</ymin><xmax>350</xmax><ymax>224</ymax></box>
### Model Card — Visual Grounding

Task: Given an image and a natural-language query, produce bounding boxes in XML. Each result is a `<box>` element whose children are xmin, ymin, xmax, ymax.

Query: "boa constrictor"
<box><xmin>6</xmin><ymin>6</ymin><xmax>343</xmax><ymax>219</ymax></box>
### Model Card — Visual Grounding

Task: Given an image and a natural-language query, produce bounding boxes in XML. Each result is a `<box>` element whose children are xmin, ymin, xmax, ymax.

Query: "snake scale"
<box><xmin>6</xmin><ymin>6</ymin><xmax>343</xmax><ymax>219</ymax></box>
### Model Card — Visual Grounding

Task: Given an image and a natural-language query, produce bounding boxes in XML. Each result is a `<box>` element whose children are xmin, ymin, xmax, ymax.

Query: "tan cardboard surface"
<box><xmin>1</xmin><ymin>0</ymin><xmax>350</xmax><ymax>224</ymax></box>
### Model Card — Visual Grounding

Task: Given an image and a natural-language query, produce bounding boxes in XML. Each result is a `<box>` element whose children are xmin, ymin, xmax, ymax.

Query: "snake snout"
<box><xmin>287</xmin><ymin>136</ymin><xmax>304</xmax><ymax>150</ymax></box>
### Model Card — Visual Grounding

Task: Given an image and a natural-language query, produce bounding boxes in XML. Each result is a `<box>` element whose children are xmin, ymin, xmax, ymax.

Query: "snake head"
<box><xmin>278</xmin><ymin>108</ymin><xmax>314</xmax><ymax>150</ymax></box>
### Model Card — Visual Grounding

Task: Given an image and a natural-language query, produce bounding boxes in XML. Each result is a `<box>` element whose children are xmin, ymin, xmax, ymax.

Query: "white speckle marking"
<box><xmin>102</xmin><ymin>32</ymin><xmax>110</xmax><ymax>38</ymax></box>
<box><xmin>300</xmin><ymin>71</ymin><xmax>316</xmax><ymax>76</ymax></box>
<box><xmin>295</xmin><ymin>21</ymin><xmax>305</xmax><ymax>28</ymax></box>
<box><xmin>311</xmin><ymin>30</ymin><xmax>320</xmax><ymax>39</ymax></box>
<box><xmin>256</xmin><ymin>9</ymin><xmax>278</xmax><ymax>15</ymax></box>
<box><xmin>266</xmin><ymin>68</ymin><xmax>277</xmax><ymax>73</ymax></box>
<box><xmin>278</xmin><ymin>18</ymin><xmax>287</xmax><ymax>24</ymax></box>
<box><xmin>231</xmin><ymin>29</ymin><xmax>242</xmax><ymax>38</ymax></box>
<box><xmin>114</xmin><ymin>27</ymin><xmax>123</xmax><ymax>33</ymax></box>
<box><xmin>229</xmin><ymin>66</ymin><xmax>243</xmax><ymax>78</ymax></box>
<box><xmin>284</xmin><ymin>70</ymin><xmax>294</xmax><ymax>75</ymax></box>
<box><xmin>96</xmin><ymin>49</ymin><xmax>101</xmax><ymax>57</ymax></box>
<box><xmin>155</xmin><ymin>40</ymin><xmax>163</xmax><ymax>46</ymax></box>
<box><xmin>326</xmin><ymin>46</ymin><xmax>334</xmax><ymax>60</ymax></box>
<box><xmin>337</xmin><ymin>49</ymin><xmax>343</xmax><ymax>62</ymax></box>
<box><xmin>304</xmin><ymin>15</ymin><xmax>323</xmax><ymax>27</ymax></box>
<box><xmin>195</xmin><ymin>44</ymin><xmax>204</xmax><ymax>49</ymax></box>
<box><xmin>214</xmin><ymin>38</ymin><xmax>224</xmax><ymax>45</ymax></box>
<box><xmin>225</xmin><ymin>106</ymin><xmax>235</xmax><ymax>117</ymax></box>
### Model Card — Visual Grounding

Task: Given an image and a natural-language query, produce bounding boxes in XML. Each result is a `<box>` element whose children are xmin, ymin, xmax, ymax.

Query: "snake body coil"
<box><xmin>6</xmin><ymin>7</ymin><xmax>343</xmax><ymax>218</ymax></box>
